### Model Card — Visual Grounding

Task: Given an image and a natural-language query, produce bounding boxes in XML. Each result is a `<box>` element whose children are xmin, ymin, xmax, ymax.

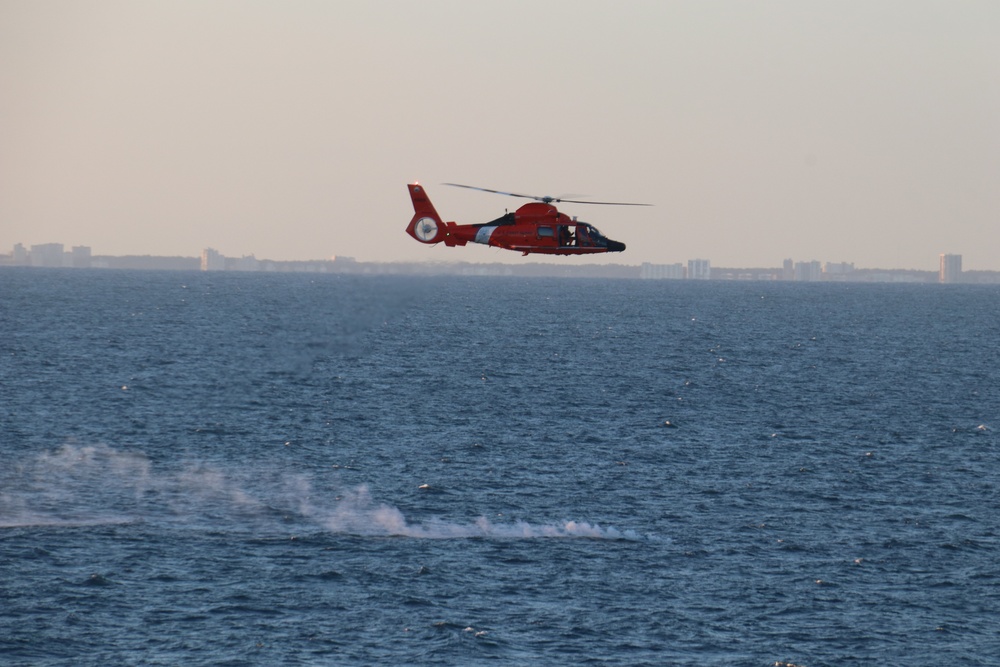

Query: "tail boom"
<box><xmin>406</xmin><ymin>183</ymin><xmax>456</xmax><ymax>245</ymax></box>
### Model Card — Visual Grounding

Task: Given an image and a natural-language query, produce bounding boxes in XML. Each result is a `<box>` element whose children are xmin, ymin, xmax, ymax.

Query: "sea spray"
<box><xmin>1</xmin><ymin>445</ymin><xmax>643</xmax><ymax>540</ymax></box>
<box><xmin>311</xmin><ymin>484</ymin><xmax>641</xmax><ymax>539</ymax></box>
<box><xmin>1</xmin><ymin>444</ymin><xmax>150</xmax><ymax>527</ymax></box>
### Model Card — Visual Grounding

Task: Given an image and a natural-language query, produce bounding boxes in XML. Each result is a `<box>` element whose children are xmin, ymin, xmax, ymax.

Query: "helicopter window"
<box><xmin>537</xmin><ymin>226</ymin><xmax>554</xmax><ymax>238</ymax></box>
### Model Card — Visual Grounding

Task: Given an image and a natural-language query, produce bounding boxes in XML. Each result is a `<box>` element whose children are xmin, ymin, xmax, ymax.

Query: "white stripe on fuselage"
<box><xmin>474</xmin><ymin>226</ymin><xmax>498</xmax><ymax>245</ymax></box>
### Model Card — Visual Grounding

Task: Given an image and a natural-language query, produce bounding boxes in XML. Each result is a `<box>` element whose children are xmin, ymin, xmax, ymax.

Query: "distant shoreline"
<box><xmin>3</xmin><ymin>256</ymin><xmax>999</xmax><ymax>284</ymax></box>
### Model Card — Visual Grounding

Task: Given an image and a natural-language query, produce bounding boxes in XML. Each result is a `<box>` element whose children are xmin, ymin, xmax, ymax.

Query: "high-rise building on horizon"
<box><xmin>687</xmin><ymin>259</ymin><xmax>711</xmax><ymax>280</ymax></box>
<box><xmin>640</xmin><ymin>262</ymin><xmax>684</xmax><ymax>279</ymax></box>
<box><xmin>71</xmin><ymin>245</ymin><xmax>92</xmax><ymax>269</ymax></box>
<box><xmin>201</xmin><ymin>248</ymin><xmax>225</xmax><ymax>271</ymax></box>
<box><xmin>30</xmin><ymin>243</ymin><xmax>65</xmax><ymax>268</ymax></box>
<box><xmin>12</xmin><ymin>243</ymin><xmax>28</xmax><ymax>265</ymax></box>
<box><xmin>939</xmin><ymin>254</ymin><xmax>962</xmax><ymax>283</ymax></box>
<box><xmin>795</xmin><ymin>260</ymin><xmax>822</xmax><ymax>282</ymax></box>
<box><xmin>824</xmin><ymin>261</ymin><xmax>854</xmax><ymax>280</ymax></box>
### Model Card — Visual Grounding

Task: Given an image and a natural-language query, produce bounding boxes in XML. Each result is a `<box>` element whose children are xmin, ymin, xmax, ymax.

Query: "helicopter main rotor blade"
<box><xmin>443</xmin><ymin>183</ymin><xmax>540</xmax><ymax>200</ymax></box>
<box><xmin>554</xmin><ymin>199</ymin><xmax>653</xmax><ymax>206</ymax></box>
<box><xmin>443</xmin><ymin>182</ymin><xmax>652</xmax><ymax>207</ymax></box>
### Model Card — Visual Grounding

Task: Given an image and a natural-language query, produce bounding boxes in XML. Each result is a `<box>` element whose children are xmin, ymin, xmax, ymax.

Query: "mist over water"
<box><xmin>2</xmin><ymin>268</ymin><xmax>999</xmax><ymax>666</ymax></box>
<box><xmin>1</xmin><ymin>443</ymin><xmax>638</xmax><ymax>540</ymax></box>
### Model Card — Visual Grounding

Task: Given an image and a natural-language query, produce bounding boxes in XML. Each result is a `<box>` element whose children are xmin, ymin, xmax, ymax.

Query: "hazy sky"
<box><xmin>2</xmin><ymin>1</ymin><xmax>998</xmax><ymax>269</ymax></box>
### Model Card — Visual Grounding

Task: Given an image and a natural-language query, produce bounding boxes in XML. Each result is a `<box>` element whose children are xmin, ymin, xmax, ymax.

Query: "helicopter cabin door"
<box><xmin>558</xmin><ymin>225</ymin><xmax>575</xmax><ymax>247</ymax></box>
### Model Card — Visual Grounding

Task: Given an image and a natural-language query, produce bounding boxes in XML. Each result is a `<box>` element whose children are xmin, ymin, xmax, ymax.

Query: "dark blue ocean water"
<box><xmin>2</xmin><ymin>267</ymin><xmax>999</xmax><ymax>666</ymax></box>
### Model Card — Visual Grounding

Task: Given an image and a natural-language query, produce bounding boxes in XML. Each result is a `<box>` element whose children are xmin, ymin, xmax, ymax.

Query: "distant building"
<box><xmin>795</xmin><ymin>260</ymin><xmax>822</xmax><ymax>282</ymax></box>
<box><xmin>640</xmin><ymin>262</ymin><xmax>684</xmax><ymax>280</ymax></box>
<box><xmin>823</xmin><ymin>261</ymin><xmax>854</xmax><ymax>280</ymax></box>
<box><xmin>782</xmin><ymin>258</ymin><xmax>794</xmax><ymax>281</ymax></box>
<box><xmin>687</xmin><ymin>259</ymin><xmax>711</xmax><ymax>280</ymax></box>
<box><xmin>201</xmin><ymin>248</ymin><xmax>225</xmax><ymax>271</ymax></box>
<box><xmin>939</xmin><ymin>254</ymin><xmax>962</xmax><ymax>283</ymax></box>
<box><xmin>30</xmin><ymin>243</ymin><xmax>65</xmax><ymax>268</ymax></box>
<box><xmin>712</xmin><ymin>268</ymin><xmax>781</xmax><ymax>281</ymax></box>
<box><xmin>12</xmin><ymin>243</ymin><xmax>29</xmax><ymax>265</ymax></box>
<box><xmin>230</xmin><ymin>254</ymin><xmax>259</xmax><ymax>272</ymax></box>
<box><xmin>71</xmin><ymin>246</ymin><xmax>92</xmax><ymax>268</ymax></box>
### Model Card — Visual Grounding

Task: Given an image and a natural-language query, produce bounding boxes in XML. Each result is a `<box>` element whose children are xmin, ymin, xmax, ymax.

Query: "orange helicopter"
<box><xmin>405</xmin><ymin>183</ymin><xmax>650</xmax><ymax>256</ymax></box>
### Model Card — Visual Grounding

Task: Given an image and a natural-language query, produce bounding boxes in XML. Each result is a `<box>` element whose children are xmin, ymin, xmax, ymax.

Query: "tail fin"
<box><xmin>406</xmin><ymin>183</ymin><xmax>446</xmax><ymax>244</ymax></box>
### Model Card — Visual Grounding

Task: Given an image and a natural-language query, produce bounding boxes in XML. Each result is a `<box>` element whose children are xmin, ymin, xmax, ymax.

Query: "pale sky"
<box><xmin>2</xmin><ymin>0</ymin><xmax>998</xmax><ymax>269</ymax></box>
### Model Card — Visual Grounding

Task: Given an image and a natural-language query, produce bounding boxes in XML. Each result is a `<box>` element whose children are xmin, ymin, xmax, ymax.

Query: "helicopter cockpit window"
<box><xmin>537</xmin><ymin>226</ymin><xmax>554</xmax><ymax>238</ymax></box>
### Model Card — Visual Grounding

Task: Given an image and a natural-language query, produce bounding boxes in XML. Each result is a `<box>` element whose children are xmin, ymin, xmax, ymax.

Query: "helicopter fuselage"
<box><xmin>406</xmin><ymin>184</ymin><xmax>626</xmax><ymax>256</ymax></box>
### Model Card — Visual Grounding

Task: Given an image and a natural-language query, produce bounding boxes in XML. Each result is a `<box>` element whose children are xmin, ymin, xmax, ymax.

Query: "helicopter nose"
<box><xmin>607</xmin><ymin>240</ymin><xmax>626</xmax><ymax>253</ymax></box>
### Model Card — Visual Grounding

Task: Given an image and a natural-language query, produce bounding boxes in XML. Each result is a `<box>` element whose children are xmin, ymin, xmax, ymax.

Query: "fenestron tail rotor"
<box><xmin>443</xmin><ymin>183</ymin><xmax>652</xmax><ymax>207</ymax></box>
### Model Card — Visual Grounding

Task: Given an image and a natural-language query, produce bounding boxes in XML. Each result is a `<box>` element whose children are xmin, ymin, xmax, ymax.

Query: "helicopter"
<box><xmin>405</xmin><ymin>182</ymin><xmax>650</xmax><ymax>256</ymax></box>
